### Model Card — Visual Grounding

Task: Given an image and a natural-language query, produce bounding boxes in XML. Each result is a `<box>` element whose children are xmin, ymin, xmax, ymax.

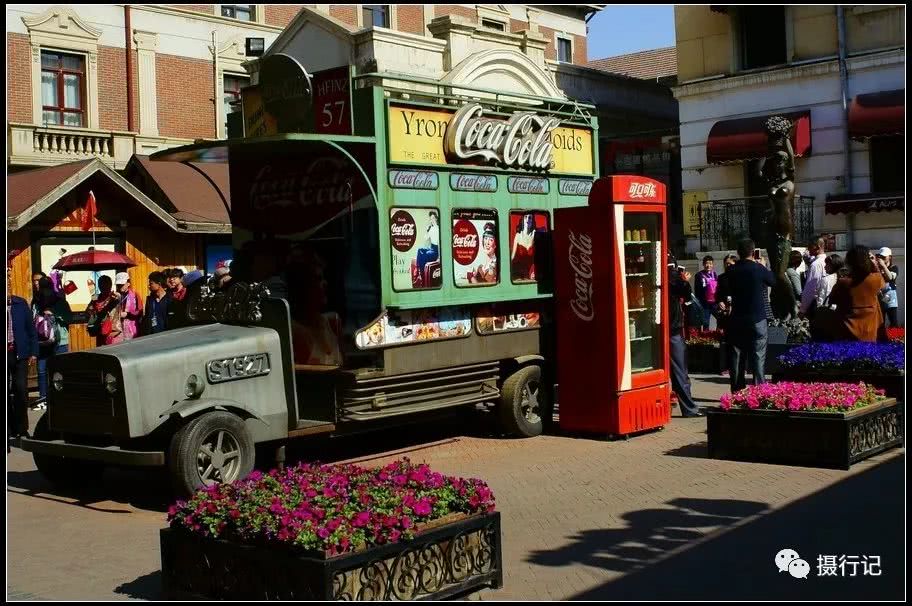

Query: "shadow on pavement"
<box><xmin>663</xmin><ymin>441</ymin><xmax>709</xmax><ymax>459</ymax></box>
<box><xmin>6</xmin><ymin>466</ymin><xmax>176</xmax><ymax>513</ymax></box>
<box><xmin>530</xmin><ymin>454</ymin><xmax>903</xmax><ymax>600</ymax></box>
<box><xmin>114</xmin><ymin>570</ymin><xmax>162</xmax><ymax>600</ymax></box>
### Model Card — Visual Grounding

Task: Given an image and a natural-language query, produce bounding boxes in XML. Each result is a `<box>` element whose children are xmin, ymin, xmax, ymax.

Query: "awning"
<box><xmin>848</xmin><ymin>89</ymin><xmax>904</xmax><ymax>139</ymax></box>
<box><xmin>706</xmin><ymin>110</ymin><xmax>812</xmax><ymax>164</ymax></box>
<box><xmin>825</xmin><ymin>192</ymin><xmax>904</xmax><ymax>215</ymax></box>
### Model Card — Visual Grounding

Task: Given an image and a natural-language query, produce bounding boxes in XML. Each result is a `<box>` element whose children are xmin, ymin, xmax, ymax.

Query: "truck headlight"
<box><xmin>185</xmin><ymin>374</ymin><xmax>205</xmax><ymax>399</ymax></box>
<box><xmin>52</xmin><ymin>372</ymin><xmax>64</xmax><ymax>392</ymax></box>
<box><xmin>104</xmin><ymin>373</ymin><xmax>118</xmax><ymax>394</ymax></box>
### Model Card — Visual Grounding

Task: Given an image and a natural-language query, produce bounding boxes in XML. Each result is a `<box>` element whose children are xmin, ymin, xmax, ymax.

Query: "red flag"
<box><xmin>81</xmin><ymin>190</ymin><xmax>97</xmax><ymax>232</ymax></box>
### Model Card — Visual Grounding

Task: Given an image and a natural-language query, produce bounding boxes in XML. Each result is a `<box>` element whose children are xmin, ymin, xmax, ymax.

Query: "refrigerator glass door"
<box><xmin>623</xmin><ymin>212</ymin><xmax>663</xmax><ymax>374</ymax></box>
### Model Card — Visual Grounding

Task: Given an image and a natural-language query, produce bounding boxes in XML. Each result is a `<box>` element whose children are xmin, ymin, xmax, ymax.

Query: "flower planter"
<box><xmin>161</xmin><ymin>511</ymin><xmax>502</xmax><ymax>600</ymax></box>
<box><xmin>764</xmin><ymin>344</ymin><xmax>798</xmax><ymax>374</ymax></box>
<box><xmin>772</xmin><ymin>369</ymin><xmax>905</xmax><ymax>400</ymax></box>
<box><xmin>706</xmin><ymin>398</ymin><xmax>903</xmax><ymax>469</ymax></box>
<box><xmin>686</xmin><ymin>343</ymin><xmax>722</xmax><ymax>374</ymax></box>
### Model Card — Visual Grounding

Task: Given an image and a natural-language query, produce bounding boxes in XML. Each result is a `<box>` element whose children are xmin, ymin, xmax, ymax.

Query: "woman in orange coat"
<box><xmin>826</xmin><ymin>245</ymin><xmax>886</xmax><ymax>342</ymax></box>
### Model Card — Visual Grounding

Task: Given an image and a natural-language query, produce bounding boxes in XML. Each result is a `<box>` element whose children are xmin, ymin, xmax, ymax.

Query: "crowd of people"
<box><xmin>670</xmin><ymin>237</ymin><xmax>901</xmax><ymax>406</ymax></box>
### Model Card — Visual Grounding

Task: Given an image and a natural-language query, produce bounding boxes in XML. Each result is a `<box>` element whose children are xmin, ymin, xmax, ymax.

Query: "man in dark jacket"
<box><xmin>8</xmin><ymin>270</ymin><xmax>38</xmax><ymax>439</ymax></box>
<box><xmin>668</xmin><ymin>257</ymin><xmax>703</xmax><ymax>418</ymax></box>
<box><xmin>716</xmin><ymin>239</ymin><xmax>777</xmax><ymax>392</ymax></box>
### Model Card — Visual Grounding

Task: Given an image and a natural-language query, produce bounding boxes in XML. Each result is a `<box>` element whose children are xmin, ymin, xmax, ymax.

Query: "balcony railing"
<box><xmin>698</xmin><ymin>195</ymin><xmax>815</xmax><ymax>252</ymax></box>
<box><xmin>8</xmin><ymin>123</ymin><xmax>195</xmax><ymax>170</ymax></box>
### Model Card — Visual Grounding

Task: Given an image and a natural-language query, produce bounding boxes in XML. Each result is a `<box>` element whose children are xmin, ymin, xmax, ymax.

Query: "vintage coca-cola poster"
<box><xmin>508</xmin><ymin>210</ymin><xmax>549</xmax><ymax>283</ymax></box>
<box><xmin>355</xmin><ymin>306</ymin><xmax>472</xmax><ymax>349</ymax></box>
<box><xmin>390</xmin><ymin>207</ymin><xmax>442</xmax><ymax>291</ymax></box>
<box><xmin>452</xmin><ymin>209</ymin><xmax>498</xmax><ymax>287</ymax></box>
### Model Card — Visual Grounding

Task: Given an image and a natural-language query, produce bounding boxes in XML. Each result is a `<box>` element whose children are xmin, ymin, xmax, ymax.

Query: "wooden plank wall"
<box><xmin>8</xmin><ymin>223</ymin><xmax>202</xmax><ymax>353</ymax></box>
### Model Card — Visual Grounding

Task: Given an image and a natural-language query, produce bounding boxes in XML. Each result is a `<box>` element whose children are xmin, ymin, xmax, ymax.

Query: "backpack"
<box><xmin>35</xmin><ymin>313</ymin><xmax>60</xmax><ymax>347</ymax></box>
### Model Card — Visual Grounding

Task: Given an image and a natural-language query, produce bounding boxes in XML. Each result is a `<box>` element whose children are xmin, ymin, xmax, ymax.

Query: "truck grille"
<box><xmin>52</xmin><ymin>369</ymin><xmax>115</xmax><ymax>416</ymax></box>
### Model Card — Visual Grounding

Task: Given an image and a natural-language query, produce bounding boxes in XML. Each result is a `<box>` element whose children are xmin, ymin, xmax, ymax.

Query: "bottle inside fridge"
<box><xmin>624</xmin><ymin>213</ymin><xmax>662</xmax><ymax>373</ymax></box>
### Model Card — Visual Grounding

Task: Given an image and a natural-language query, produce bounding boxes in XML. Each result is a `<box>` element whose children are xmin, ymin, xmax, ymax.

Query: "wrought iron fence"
<box><xmin>698</xmin><ymin>195</ymin><xmax>815</xmax><ymax>252</ymax></box>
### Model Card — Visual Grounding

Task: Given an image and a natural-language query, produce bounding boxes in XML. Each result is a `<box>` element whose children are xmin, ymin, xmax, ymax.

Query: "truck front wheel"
<box><xmin>168</xmin><ymin>411</ymin><xmax>255</xmax><ymax>496</ymax></box>
<box><xmin>32</xmin><ymin>414</ymin><xmax>105</xmax><ymax>488</ymax></box>
<box><xmin>498</xmin><ymin>365</ymin><xmax>545</xmax><ymax>438</ymax></box>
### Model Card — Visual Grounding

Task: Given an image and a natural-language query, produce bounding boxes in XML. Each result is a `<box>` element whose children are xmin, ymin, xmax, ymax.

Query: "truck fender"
<box><xmin>159</xmin><ymin>398</ymin><xmax>267</xmax><ymax>425</ymax></box>
<box><xmin>514</xmin><ymin>354</ymin><xmax>544</xmax><ymax>366</ymax></box>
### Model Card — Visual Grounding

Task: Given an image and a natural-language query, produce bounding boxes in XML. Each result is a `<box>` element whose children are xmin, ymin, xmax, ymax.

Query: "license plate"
<box><xmin>206</xmin><ymin>353</ymin><xmax>271</xmax><ymax>384</ymax></box>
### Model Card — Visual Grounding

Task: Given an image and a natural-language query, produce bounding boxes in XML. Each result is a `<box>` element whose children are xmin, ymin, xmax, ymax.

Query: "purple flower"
<box><xmin>413</xmin><ymin>499</ymin><xmax>432</xmax><ymax>516</ymax></box>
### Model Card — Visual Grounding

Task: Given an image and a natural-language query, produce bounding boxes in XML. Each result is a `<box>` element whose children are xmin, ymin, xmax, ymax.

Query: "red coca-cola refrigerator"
<box><xmin>553</xmin><ymin>175</ymin><xmax>671</xmax><ymax>437</ymax></box>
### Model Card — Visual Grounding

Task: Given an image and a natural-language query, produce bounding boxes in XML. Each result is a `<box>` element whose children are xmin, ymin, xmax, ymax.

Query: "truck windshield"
<box><xmin>228</xmin><ymin>141</ymin><xmax>380</xmax><ymax>367</ymax></box>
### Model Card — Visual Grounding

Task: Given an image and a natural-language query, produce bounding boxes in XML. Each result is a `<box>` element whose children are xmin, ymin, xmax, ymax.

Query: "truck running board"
<box><xmin>339</xmin><ymin>362</ymin><xmax>501</xmax><ymax>422</ymax></box>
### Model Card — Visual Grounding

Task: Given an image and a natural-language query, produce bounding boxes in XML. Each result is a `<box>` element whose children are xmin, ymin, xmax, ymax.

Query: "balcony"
<box><xmin>698</xmin><ymin>195</ymin><xmax>815</xmax><ymax>252</ymax></box>
<box><xmin>8</xmin><ymin>123</ymin><xmax>195</xmax><ymax>171</ymax></box>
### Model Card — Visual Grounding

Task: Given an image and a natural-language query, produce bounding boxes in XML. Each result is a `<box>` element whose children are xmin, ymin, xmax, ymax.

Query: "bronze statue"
<box><xmin>758</xmin><ymin>116</ymin><xmax>797</xmax><ymax>320</ymax></box>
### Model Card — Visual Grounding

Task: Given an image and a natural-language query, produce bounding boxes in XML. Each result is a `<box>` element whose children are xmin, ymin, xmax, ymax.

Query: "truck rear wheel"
<box><xmin>498</xmin><ymin>365</ymin><xmax>544</xmax><ymax>438</ymax></box>
<box><xmin>32</xmin><ymin>414</ymin><xmax>105</xmax><ymax>488</ymax></box>
<box><xmin>168</xmin><ymin>411</ymin><xmax>255</xmax><ymax>496</ymax></box>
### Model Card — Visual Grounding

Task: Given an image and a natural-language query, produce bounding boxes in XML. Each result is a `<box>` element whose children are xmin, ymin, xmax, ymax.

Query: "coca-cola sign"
<box><xmin>390</xmin><ymin>210</ymin><xmax>418</xmax><ymax>252</ymax></box>
<box><xmin>249</xmin><ymin>158</ymin><xmax>352</xmax><ymax>213</ymax></box>
<box><xmin>628</xmin><ymin>181</ymin><xmax>658</xmax><ymax>199</ymax></box>
<box><xmin>449</xmin><ymin>173</ymin><xmax>498</xmax><ymax>193</ymax></box>
<box><xmin>568</xmin><ymin>230</ymin><xmax>595</xmax><ymax>322</ymax></box>
<box><xmin>444</xmin><ymin>103</ymin><xmax>561</xmax><ymax>171</ymax></box>
<box><xmin>388</xmin><ymin>170</ymin><xmax>439</xmax><ymax>190</ymax></box>
<box><xmin>508</xmin><ymin>176</ymin><xmax>550</xmax><ymax>195</ymax></box>
<box><xmin>452</xmin><ymin>220</ymin><xmax>479</xmax><ymax>265</ymax></box>
<box><xmin>559</xmin><ymin>179</ymin><xmax>593</xmax><ymax>196</ymax></box>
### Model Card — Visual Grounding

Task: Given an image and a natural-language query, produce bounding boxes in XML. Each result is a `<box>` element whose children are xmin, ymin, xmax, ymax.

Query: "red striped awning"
<box><xmin>848</xmin><ymin>89</ymin><xmax>904</xmax><ymax>139</ymax></box>
<box><xmin>706</xmin><ymin>110</ymin><xmax>812</xmax><ymax>164</ymax></box>
<box><xmin>825</xmin><ymin>193</ymin><xmax>904</xmax><ymax>215</ymax></box>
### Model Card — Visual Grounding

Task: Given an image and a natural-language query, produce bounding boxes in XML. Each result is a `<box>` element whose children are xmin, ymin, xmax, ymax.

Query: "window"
<box><xmin>481</xmin><ymin>18</ymin><xmax>506</xmax><ymax>32</ymax></box>
<box><xmin>870</xmin><ymin>135</ymin><xmax>904</xmax><ymax>192</ymax></box>
<box><xmin>738</xmin><ymin>6</ymin><xmax>787</xmax><ymax>70</ymax></box>
<box><xmin>362</xmin><ymin>5</ymin><xmax>390</xmax><ymax>28</ymax></box>
<box><xmin>557</xmin><ymin>37</ymin><xmax>573</xmax><ymax>63</ymax></box>
<box><xmin>509</xmin><ymin>211</ymin><xmax>550</xmax><ymax>284</ymax></box>
<box><xmin>390</xmin><ymin>208</ymin><xmax>443</xmax><ymax>291</ymax></box>
<box><xmin>223</xmin><ymin>74</ymin><xmax>249</xmax><ymax>135</ymax></box>
<box><xmin>41</xmin><ymin>51</ymin><xmax>85</xmax><ymax>127</ymax></box>
<box><xmin>452</xmin><ymin>209</ymin><xmax>499</xmax><ymax>288</ymax></box>
<box><xmin>221</xmin><ymin>5</ymin><xmax>255</xmax><ymax>21</ymax></box>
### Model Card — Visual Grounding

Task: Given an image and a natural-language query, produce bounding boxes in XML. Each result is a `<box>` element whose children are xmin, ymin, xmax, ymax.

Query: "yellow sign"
<box><xmin>387</xmin><ymin>105</ymin><xmax>594</xmax><ymax>175</ymax></box>
<box><xmin>241</xmin><ymin>85</ymin><xmax>278</xmax><ymax>138</ymax></box>
<box><xmin>682</xmin><ymin>191</ymin><xmax>707</xmax><ymax>236</ymax></box>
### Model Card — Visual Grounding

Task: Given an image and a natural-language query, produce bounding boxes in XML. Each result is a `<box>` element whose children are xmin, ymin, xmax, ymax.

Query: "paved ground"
<box><xmin>6</xmin><ymin>375</ymin><xmax>905</xmax><ymax>601</ymax></box>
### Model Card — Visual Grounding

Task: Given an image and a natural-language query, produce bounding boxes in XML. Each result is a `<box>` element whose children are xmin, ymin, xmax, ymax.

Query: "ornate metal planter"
<box><xmin>772</xmin><ymin>369</ymin><xmax>905</xmax><ymax>400</ymax></box>
<box><xmin>160</xmin><ymin>512</ymin><xmax>502</xmax><ymax>600</ymax></box>
<box><xmin>706</xmin><ymin>398</ymin><xmax>903</xmax><ymax>469</ymax></box>
<box><xmin>687</xmin><ymin>344</ymin><xmax>722</xmax><ymax>374</ymax></box>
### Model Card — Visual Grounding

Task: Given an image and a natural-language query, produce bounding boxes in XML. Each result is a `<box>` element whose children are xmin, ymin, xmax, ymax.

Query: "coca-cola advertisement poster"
<box><xmin>475</xmin><ymin>303</ymin><xmax>541</xmax><ymax>335</ymax></box>
<box><xmin>452</xmin><ymin>209</ymin><xmax>498</xmax><ymax>287</ymax></box>
<box><xmin>390</xmin><ymin>207</ymin><xmax>442</xmax><ymax>291</ymax></box>
<box><xmin>355</xmin><ymin>307</ymin><xmax>471</xmax><ymax>349</ymax></box>
<box><xmin>508</xmin><ymin>210</ymin><xmax>549</xmax><ymax>283</ymax></box>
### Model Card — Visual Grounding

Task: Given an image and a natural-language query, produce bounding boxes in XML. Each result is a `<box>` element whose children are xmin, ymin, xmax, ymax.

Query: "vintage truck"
<box><xmin>20</xmin><ymin>78</ymin><xmax>600</xmax><ymax>495</ymax></box>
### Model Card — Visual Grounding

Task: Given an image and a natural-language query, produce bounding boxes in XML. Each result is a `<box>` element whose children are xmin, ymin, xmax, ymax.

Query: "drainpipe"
<box><xmin>125</xmin><ymin>5</ymin><xmax>135</xmax><ymax>132</ymax></box>
<box><xmin>213</xmin><ymin>30</ymin><xmax>220</xmax><ymax>138</ymax></box>
<box><xmin>837</xmin><ymin>6</ymin><xmax>854</xmax><ymax>246</ymax></box>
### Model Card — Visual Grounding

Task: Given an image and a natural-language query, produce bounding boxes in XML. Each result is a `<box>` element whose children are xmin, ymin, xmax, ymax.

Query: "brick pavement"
<box><xmin>6</xmin><ymin>376</ymin><xmax>905</xmax><ymax>601</ymax></box>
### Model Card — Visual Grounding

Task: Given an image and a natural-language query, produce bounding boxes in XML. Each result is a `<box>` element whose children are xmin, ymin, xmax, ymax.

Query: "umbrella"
<box><xmin>52</xmin><ymin>250</ymin><xmax>137</xmax><ymax>271</ymax></box>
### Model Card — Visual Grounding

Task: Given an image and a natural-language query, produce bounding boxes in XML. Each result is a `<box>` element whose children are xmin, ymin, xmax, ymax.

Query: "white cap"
<box><xmin>115</xmin><ymin>271</ymin><xmax>130</xmax><ymax>285</ymax></box>
<box><xmin>877</xmin><ymin>247</ymin><xmax>892</xmax><ymax>258</ymax></box>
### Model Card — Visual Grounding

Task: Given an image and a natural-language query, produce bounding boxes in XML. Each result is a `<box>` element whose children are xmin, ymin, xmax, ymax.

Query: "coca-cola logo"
<box><xmin>452</xmin><ymin>220</ymin><xmax>479</xmax><ymax>265</ymax></box>
<box><xmin>249</xmin><ymin>158</ymin><xmax>352</xmax><ymax>212</ymax></box>
<box><xmin>568</xmin><ymin>231</ymin><xmax>595</xmax><ymax>322</ymax></box>
<box><xmin>390</xmin><ymin>210</ymin><xmax>417</xmax><ymax>252</ymax></box>
<box><xmin>389</xmin><ymin>170</ymin><xmax>439</xmax><ymax>190</ymax></box>
<box><xmin>628</xmin><ymin>182</ymin><xmax>658</xmax><ymax>199</ymax></box>
<box><xmin>450</xmin><ymin>173</ymin><xmax>498</xmax><ymax>192</ymax></box>
<box><xmin>445</xmin><ymin>103</ymin><xmax>561</xmax><ymax>171</ymax></box>
<box><xmin>559</xmin><ymin>179</ymin><xmax>593</xmax><ymax>196</ymax></box>
<box><xmin>508</xmin><ymin>177</ymin><xmax>550</xmax><ymax>195</ymax></box>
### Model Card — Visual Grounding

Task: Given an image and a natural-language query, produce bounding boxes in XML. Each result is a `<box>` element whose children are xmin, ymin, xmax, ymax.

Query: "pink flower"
<box><xmin>413</xmin><ymin>499</ymin><xmax>432</xmax><ymax>516</ymax></box>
